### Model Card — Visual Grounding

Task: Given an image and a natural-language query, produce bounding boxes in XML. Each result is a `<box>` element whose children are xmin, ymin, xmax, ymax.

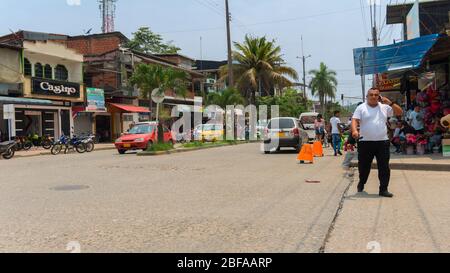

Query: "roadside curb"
<box><xmin>137</xmin><ymin>141</ymin><xmax>259</xmax><ymax>156</ymax></box>
<box><xmin>14</xmin><ymin>146</ymin><xmax>116</xmax><ymax>158</ymax></box>
<box><xmin>349</xmin><ymin>162</ymin><xmax>450</xmax><ymax>172</ymax></box>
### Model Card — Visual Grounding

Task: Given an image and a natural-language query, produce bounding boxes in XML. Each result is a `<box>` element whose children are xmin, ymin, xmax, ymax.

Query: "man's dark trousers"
<box><xmin>358</xmin><ymin>140</ymin><xmax>391</xmax><ymax>192</ymax></box>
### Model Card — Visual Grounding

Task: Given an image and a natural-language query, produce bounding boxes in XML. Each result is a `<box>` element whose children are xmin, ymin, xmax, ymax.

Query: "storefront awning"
<box><xmin>109</xmin><ymin>103</ymin><xmax>151</xmax><ymax>113</ymax></box>
<box><xmin>0</xmin><ymin>96</ymin><xmax>53</xmax><ymax>106</ymax></box>
<box><xmin>353</xmin><ymin>34</ymin><xmax>440</xmax><ymax>76</ymax></box>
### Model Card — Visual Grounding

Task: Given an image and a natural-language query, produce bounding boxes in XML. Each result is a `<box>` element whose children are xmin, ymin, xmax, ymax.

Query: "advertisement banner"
<box><xmin>86</xmin><ymin>88</ymin><xmax>106</xmax><ymax>112</ymax></box>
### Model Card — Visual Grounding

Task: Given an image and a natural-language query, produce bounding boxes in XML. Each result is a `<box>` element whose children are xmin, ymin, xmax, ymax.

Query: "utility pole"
<box><xmin>297</xmin><ymin>36</ymin><xmax>311</xmax><ymax>100</ymax></box>
<box><xmin>225</xmin><ymin>0</ymin><xmax>234</xmax><ymax>88</ymax></box>
<box><xmin>371</xmin><ymin>0</ymin><xmax>378</xmax><ymax>88</ymax></box>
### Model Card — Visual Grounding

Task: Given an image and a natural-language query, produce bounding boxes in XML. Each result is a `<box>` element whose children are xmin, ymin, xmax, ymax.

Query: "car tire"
<box><xmin>144</xmin><ymin>141</ymin><xmax>153</xmax><ymax>151</ymax></box>
<box><xmin>264</xmin><ymin>150</ymin><xmax>270</xmax><ymax>154</ymax></box>
<box><xmin>295</xmin><ymin>143</ymin><xmax>302</xmax><ymax>153</ymax></box>
<box><xmin>118</xmin><ymin>149</ymin><xmax>126</xmax><ymax>155</ymax></box>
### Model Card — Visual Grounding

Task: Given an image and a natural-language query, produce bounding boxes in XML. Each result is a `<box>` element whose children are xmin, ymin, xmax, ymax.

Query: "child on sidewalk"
<box><xmin>342</xmin><ymin>134</ymin><xmax>358</xmax><ymax>171</ymax></box>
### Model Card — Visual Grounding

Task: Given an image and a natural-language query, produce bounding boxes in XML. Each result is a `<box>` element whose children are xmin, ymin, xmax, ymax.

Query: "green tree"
<box><xmin>205</xmin><ymin>88</ymin><xmax>245</xmax><ymax>108</ymax></box>
<box><xmin>129</xmin><ymin>64</ymin><xmax>188</xmax><ymax>141</ymax></box>
<box><xmin>257</xmin><ymin>89</ymin><xmax>310</xmax><ymax>118</ymax></box>
<box><xmin>309</xmin><ymin>62</ymin><xmax>338</xmax><ymax>115</ymax></box>
<box><xmin>126</xmin><ymin>27</ymin><xmax>181</xmax><ymax>54</ymax></box>
<box><xmin>220</xmin><ymin>35</ymin><xmax>299</xmax><ymax>104</ymax></box>
<box><xmin>129</xmin><ymin>63</ymin><xmax>188</xmax><ymax>101</ymax></box>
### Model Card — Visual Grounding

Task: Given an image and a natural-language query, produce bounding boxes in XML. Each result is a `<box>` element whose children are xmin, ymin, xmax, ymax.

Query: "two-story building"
<box><xmin>0</xmin><ymin>31</ymin><xmax>85</xmax><ymax>140</ymax></box>
<box><xmin>65</xmin><ymin>33</ymin><xmax>205</xmax><ymax>141</ymax></box>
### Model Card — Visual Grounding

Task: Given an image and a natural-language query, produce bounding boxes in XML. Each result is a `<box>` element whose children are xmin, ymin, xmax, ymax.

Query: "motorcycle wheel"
<box><xmin>42</xmin><ymin>140</ymin><xmax>52</xmax><ymax>150</ymax></box>
<box><xmin>23</xmin><ymin>142</ymin><xmax>32</xmax><ymax>151</ymax></box>
<box><xmin>75</xmin><ymin>143</ymin><xmax>86</xmax><ymax>154</ymax></box>
<box><xmin>51</xmin><ymin>144</ymin><xmax>63</xmax><ymax>155</ymax></box>
<box><xmin>85</xmin><ymin>142</ymin><xmax>94</xmax><ymax>153</ymax></box>
<box><xmin>2</xmin><ymin>148</ymin><xmax>15</xmax><ymax>160</ymax></box>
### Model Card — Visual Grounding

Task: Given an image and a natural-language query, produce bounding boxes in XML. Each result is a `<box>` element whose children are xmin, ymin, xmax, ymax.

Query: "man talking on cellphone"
<box><xmin>351</xmin><ymin>88</ymin><xmax>403</xmax><ymax>198</ymax></box>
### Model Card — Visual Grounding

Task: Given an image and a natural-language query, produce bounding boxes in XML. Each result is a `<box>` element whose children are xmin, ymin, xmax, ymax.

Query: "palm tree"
<box><xmin>206</xmin><ymin>88</ymin><xmax>245</xmax><ymax>108</ymax></box>
<box><xmin>220</xmin><ymin>35</ymin><xmax>299</xmax><ymax>104</ymax></box>
<box><xmin>129</xmin><ymin>64</ymin><xmax>188</xmax><ymax>101</ymax></box>
<box><xmin>309</xmin><ymin>62</ymin><xmax>338</xmax><ymax>115</ymax></box>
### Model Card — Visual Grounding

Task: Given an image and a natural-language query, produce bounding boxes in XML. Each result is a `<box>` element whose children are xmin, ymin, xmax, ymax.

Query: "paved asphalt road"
<box><xmin>0</xmin><ymin>143</ymin><xmax>352</xmax><ymax>253</ymax></box>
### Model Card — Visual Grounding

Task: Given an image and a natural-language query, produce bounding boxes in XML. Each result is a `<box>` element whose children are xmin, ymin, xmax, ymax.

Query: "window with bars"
<box><xmin>34</xmin><ymin>63</ymin><xmax>43</xmax><ymax>78</ymax></box>
<box><xmin>44</xmin><ymin>64</ymin><xmax>52</xmax><ymax>79</ymax></box>
<box><xmin>24</xmin><ymin>58</ymin><xmax>32</xmax><ymax>76</ymax></box>
<box><xmin>55</xmin><ymin>65</ymin><xmax>68</xmax><ymax>81</ymax></box>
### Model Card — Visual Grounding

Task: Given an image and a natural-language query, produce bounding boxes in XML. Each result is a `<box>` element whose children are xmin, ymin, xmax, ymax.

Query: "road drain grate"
<box><xmin>50</xmin><ymin>185</ymin><xmax>90</xmax><ymax>191</ymax></box>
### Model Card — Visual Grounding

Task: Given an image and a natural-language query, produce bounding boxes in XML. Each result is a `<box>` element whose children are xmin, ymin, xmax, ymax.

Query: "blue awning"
<box><xmin>0</xmin><ymin>96</ymin><xmax>53</xmax><ymax>106</ymax></box>
<box><xmin>353</xmin><ymin>34</ymin><xmax>440</xmax><ymax>76</ymax></box>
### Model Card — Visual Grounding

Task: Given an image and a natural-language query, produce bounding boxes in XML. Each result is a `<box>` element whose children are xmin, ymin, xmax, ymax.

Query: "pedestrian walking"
<box><xmin>330</xmin><ymin>110</ymin><xmax>343</xmax><ymax>156</ymax></box>
<box><xmin>314</xmin><ymin>114</ymin><xmax>325</xmax><ymax>143</ymax></box>
<box><xmin>351</xmin><ymin>88</ymin><xmax>403</xmax><ymax>198</ymax></box>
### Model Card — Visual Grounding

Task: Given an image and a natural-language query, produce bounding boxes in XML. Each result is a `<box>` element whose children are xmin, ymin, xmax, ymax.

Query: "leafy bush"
<box><xmin>147</xmin><ymin>142</ymin><xmax>174</xmax><ymax>152</ymax></box>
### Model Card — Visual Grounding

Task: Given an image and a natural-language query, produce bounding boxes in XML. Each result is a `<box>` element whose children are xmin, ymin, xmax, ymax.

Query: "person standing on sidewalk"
<box><xmin>351</xmin><ymin>88</ymin><xmax>403</xmax><ymax>198</ymax></box>
<box><xmin>314</xmin><ymin>114</ymin><xmax>325</xmax><ymax>143</ymax></box>
<box><xmin>408</xmin><ymin>106</ymin><xmax>425</xmax><ymax>135</ymax></box>
<box><xmin>330</xmin><ymin>111</ymin><xmax>343</xmax><ymax>156</ymax></box>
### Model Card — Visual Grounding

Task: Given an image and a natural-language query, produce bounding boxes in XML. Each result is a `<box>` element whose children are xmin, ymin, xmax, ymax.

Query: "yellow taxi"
<box><xmin>200</xmin><ymin>124</ymin><xmax>224</xmax><ymax>142</ymax></box>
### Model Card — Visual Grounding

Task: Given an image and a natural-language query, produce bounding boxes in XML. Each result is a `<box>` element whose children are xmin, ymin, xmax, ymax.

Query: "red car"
<box><xmin>114</xmin><ymin>122</ymin><xmax>174</xmax><ymax>154</ymax></box>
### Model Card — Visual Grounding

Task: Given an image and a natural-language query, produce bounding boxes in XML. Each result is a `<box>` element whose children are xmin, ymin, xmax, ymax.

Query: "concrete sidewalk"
<box><xmin>350</xmin><ymin>153</ymin><xmax>450</xmax><ymax>172</ymax></box>
<box><xmin>325</xmin><ymin>169</ymin><xmax>450</xmax><ymax>253</ymax></box>
<box><xmin>14</xmin><ymin>143</ymin><xmax>116</xmax><ymax>158</ymax></box>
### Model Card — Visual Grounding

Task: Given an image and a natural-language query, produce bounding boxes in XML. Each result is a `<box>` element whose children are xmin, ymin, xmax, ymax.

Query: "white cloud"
<box><xmin>67</xmin><ymin>0</ymin><xmax>81</xmax><ymax>6</ymax></box>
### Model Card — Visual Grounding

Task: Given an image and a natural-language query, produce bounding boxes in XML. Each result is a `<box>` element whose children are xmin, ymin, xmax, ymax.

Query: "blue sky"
<box><xmin>1</xmin><ymin>0</ymin><xmax>404</xmax><ymax>101</ymax></box>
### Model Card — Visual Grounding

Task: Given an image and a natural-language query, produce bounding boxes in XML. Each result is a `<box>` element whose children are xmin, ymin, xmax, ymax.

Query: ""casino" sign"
<box><xmin>32</xmin><ymin>78</ymin><xmax>80</xmax><ymax>98</ymax></box>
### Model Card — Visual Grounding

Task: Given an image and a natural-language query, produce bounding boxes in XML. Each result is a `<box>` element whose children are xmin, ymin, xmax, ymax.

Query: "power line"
<box><xmin>160</xmin><ymin>7</ymin><xmax>360</xmax><ymax>34</ymax></box>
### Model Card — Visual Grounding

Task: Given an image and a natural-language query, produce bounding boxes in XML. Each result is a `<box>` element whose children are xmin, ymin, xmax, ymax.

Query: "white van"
<box><xmin>299</xmin><ymin>112</ymin><xmax>319</xmax><ymax>142</ymax></box>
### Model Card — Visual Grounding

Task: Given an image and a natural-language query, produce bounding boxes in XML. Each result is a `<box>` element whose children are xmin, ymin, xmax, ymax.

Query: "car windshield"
<box><xmin>300</xmin><ymin>116</ymin><xmax>317</xmax><ymax>124</ymax></box>
<box><xmin>128</xmin><ymin>124</ymin><xmax>154</xmax><ymax>134</ymax></box>
<box><xmin>268</xmin><ymin>119</ymin><xmax>295</xmax><ymax>129</ymax></box>
<box><xmin>203</xmin><ymin>124</ymin><xmax>222</xmax><ymax>131</ymax></box>
<box><xmin>258</xmin><ymin>120</ymin><xmax>268</xmax><ymax>127</ymax></box>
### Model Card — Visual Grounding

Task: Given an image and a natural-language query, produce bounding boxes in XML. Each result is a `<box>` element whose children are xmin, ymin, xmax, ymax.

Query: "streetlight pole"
<box><xmin>225</xmin><ymin>0</ymin><xmax>234</xmax><ymax>88</ymax></box>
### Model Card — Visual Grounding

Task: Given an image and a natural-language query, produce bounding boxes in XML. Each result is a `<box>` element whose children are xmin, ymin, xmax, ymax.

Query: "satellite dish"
<box><xmin>151</xmin><ymin>88</ymin><xmax>164</xmax><ymax>104</ymax></box>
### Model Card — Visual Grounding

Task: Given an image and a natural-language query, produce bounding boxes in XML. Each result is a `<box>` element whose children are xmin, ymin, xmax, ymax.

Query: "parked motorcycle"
<box><xmin>14</xmin><ymin>136</ymin><xmax>32</xmax><ymax>151</ymax></box>
<box><xmin>0</xmin><ymin>141</ymin><xmax>16</xmax><ymax>160</ymax></box>
<box><xmin>79</xmin><ymin>134</ymin><xmax>95</xmax><ymax>153</ymax></box>
<box><xmin>28</xmin><ymin>134</ymin><xmax>53</xmax><ymax>150</ymax></box>
<box><xmin>51</xmin><ymin>135</ymin><xmax>86</xmax><ymax>155</ymax></box>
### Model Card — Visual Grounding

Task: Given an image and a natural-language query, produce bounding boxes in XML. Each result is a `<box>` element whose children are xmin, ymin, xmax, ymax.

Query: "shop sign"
<box><xmin>376</xmin><ymin>74</ymin><xmax>401</xmax><ymax>91</ymax></box>
<box><xmin>86</xmin><ymin>88</ymin><xmax>106</xmax><ymax>112</ymax></box>
<box><xmin>32</xmin><ymin>78</ymin><xmax>80</xmax><ymax>98</ymax></box>
<box><xmin>24</xmin><ymin>110</ymin><xmax>41</xmax><ymax>116</ymax></box>
<box><xmin>3</xmin><ymin>104</ymin><xmax>14</xmax><ymax>119</ymax></box>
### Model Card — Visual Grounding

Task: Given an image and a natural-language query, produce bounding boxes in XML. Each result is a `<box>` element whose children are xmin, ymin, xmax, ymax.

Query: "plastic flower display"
<box><xmin>406</xmin><ymin>134</ymin><xmax>417</xmax><ymax>145</ymax></box>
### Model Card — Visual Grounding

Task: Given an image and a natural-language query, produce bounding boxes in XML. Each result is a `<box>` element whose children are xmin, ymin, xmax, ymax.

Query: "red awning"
<box><xmin>109</xmin><ymin>103</ymin><xmax>151</xmax><ymax>113</ymax></box>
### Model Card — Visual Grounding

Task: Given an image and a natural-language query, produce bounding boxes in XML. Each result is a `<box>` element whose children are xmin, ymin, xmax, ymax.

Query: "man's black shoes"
<box><xmin>357</xmin><ymin>184</ymin><xmax>364</xmax><ymax>193</ymax></box>
<box><xmin>379</xmin><ymin>191</ymin><xmax>394</xmax><ymax>198</ymax></box>
<box><xmin>338</xmin><ymin>151</ymin><xmax>343</xmax><ymax>156</ymax></box>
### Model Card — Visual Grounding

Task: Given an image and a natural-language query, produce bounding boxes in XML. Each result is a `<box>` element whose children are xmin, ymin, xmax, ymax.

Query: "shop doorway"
<box><xmin>96</xmin><ymin>115</ymin><xmax>112</xmax><ymax>143</ymax></box>
<box><xmin>61</xmin><ymin>110</ymin><xmax>71</xmax><ymax>136</ymax></box>
<box><xmin>23</xmin><ymin>111</ymin><xmax>42</xmax><ymax>137</ymax></box>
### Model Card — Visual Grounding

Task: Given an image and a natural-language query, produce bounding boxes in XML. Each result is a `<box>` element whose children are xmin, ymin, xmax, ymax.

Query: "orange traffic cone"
<box><xmin>313</xmin><ymin>141</ymin><xmax>324</xmax><ymax>157</ymax></box>
<box><xmin>297</xmin><ymin>144</ymin><xmax>314</xmax><ymax>164</ymax></box>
